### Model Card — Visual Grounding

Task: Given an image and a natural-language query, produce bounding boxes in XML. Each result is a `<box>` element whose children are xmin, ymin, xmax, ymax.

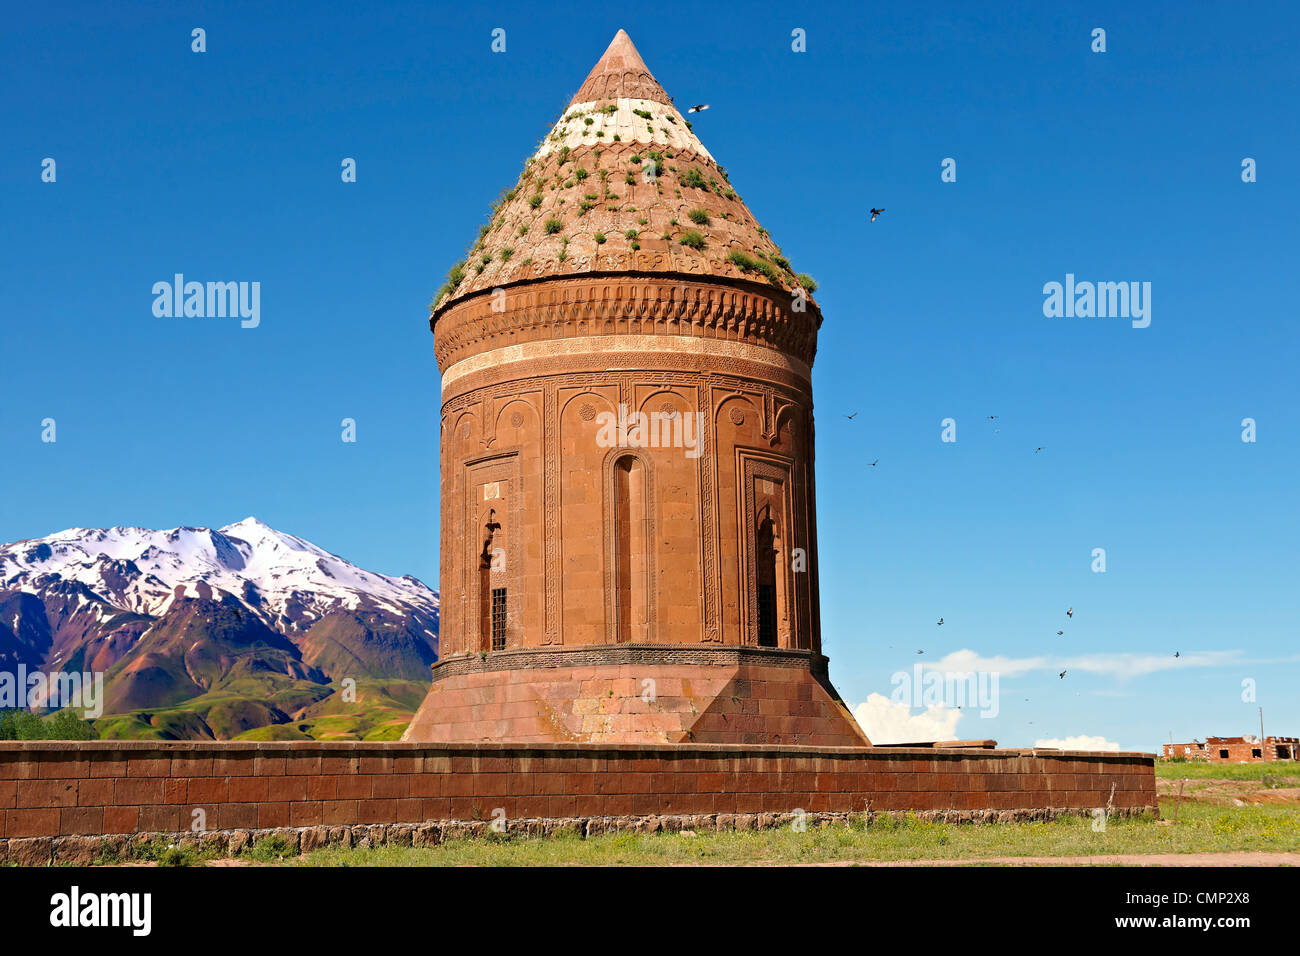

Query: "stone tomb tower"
<box><xmin>405</xmin><ymin>30</ymin><xmax>869</xmax><ymax>746</ymax></box>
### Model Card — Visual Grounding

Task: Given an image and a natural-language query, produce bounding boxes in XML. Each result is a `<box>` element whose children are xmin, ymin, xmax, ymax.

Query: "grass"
<box><xmin>277</xmin><ymin>800</ymin><xmax>1299</xmax><ymax>867</ymax></box>
<box><xmin>679</xmin><ymin>168</ymin><xmax>707</xmax><ymax>189</ymax></box>
<box><xmin>727</xmin><ymin>250</ymin><xmax>785</xmax><ymax>285</ymax></box>
<box><xmin>432</xmin><ymin>262</ymin><xmax>466</xmax><ymax>306</ymax></box>
<box><xmin>1155</xmin><ymin>760</ymin><xmax>1300</xmax><ymax>782</ymax></box>
<box><xmin>678</xmin><ymin>230</ymin><xmax>705</xmax><ymax>250</ymax></box>
<box><xmin>87</xmin><ymin>833</ymin><xmax>299</xmax><ymax>867</ymax></box>
<box><xmin>91</xmin><ymin>677</ymin><xmax>424</xmax><ymax>742</ymax></box>
<box><xmin>0</xmin><ymin>708</ymin><xmax>96</xmax><ymax>740</ymax></box>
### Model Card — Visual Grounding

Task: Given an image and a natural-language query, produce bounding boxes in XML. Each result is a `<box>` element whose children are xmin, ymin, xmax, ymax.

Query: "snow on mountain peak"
<box><xmin>0</xmin><ymin>519</ymin><xmax>438</xmax><ymax>625</ymax></box>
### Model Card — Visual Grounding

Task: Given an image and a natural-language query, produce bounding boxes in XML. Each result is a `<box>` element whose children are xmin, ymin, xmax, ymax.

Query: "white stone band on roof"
<box><xmin>535</xmin><ymin>98</ymin><xmax>714</xmax><ymax>163</ymax></box>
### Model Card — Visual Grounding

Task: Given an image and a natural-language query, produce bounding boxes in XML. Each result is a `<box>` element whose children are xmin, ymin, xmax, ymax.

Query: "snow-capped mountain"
<box><xmin>0</xmin><ymin>519</ymin><xmax>439</xmax><ymax>721</ymax></box>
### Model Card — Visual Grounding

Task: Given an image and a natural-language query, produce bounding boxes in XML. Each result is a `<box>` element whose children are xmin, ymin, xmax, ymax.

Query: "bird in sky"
<box><xmin>1034</xmin><ymin>447</ymin><xmax>1045</xmax><ymax>454</ymax></box>
<box><xmin>1175</xmin><ymin>651</ymin><xmax>1180</xmax><ymax>658</ymax></box>
<box><xmin>987</xmin><ymin>415</ymin><xmax>998</xmax><ymax>420</ymax></box>
<box><xmin>1059</xmin><ymin>670</ymin><xmax>1067</xmax><ymax>679</ymax></box>
<box><xmin>845</xmin><ymin>411</ymin><xmax>858</xmax><ymax>419</ymax></box>
<box><xmin>1057</xmin><ymin>630</ymin><xmax>1064</xmax><ymax>636</ymax></box>
<box><xmin>936</xmin><ymin>618</ymin><xmax>944</xmax><ymax>626</ymax></box>
<box><xmin>687</xmin><ymin>104</ymin><xmax>710</xmax><ymax>113</ymax></box>
<box><xmin>1067</xmin><ymin>608</ymin><xmax>1073</xmax><ymax>618</ymax></box>
<box><xmin>916</xmin><ymin>649</ymin><xmax>924</xmax><ymax>655</ymax></box>
<box><xmin>869</xmin><ymin>459</ymin><xmax>879</xmax><ymax>467</ymax></box>
<box><xmin>869</xmin><ymin>208</ymin><xmax>884</xmax><ymax>222</ymax></box>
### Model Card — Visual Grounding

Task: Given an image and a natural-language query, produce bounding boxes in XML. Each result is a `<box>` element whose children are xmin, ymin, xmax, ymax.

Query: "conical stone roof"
<box><xmin>431</xmin><ymin>30</ymin><xmax>818</xmax><ymax>317</ymax></box>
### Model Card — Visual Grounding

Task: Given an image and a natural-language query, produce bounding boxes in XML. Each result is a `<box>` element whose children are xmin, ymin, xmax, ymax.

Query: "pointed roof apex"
<box><xmin>569</xmin><ymin>29</ymin><xmax>672</xmax><ymax>107</ymax></box>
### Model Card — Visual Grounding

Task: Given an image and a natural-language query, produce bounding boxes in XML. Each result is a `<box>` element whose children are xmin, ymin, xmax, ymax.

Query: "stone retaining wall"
<box><xmin>0</xmin><ymin>740</ymin><xmax>1158</xmax><ymax>863</ymax></box>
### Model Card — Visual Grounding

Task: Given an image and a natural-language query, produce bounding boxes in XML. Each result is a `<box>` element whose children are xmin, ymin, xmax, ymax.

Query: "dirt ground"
<box><xmin>1157</xmin><ymin>776</ymin><xmax>1300</xmax><ymax>807</ymax></box>
<box><xmin>126</xmin><ymin>850</ymin><xmax>1299</xmax><ymax>867</ymax></box>
<box><xmin>841</xmin><ymin>852</ymin><xmax>1300</xmax><ymax>867</ymax></box>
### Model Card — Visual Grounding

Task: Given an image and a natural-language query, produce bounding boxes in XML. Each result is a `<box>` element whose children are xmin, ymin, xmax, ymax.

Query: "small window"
<box><xmin>1251</xmin><ymin>748</ymin><xmax>1262</xmax><ymax>759</ymax></box>
<box><xmin>491</xmin><ymin>587</ymin><xmax>507</xmax><ymax>651</ymax></box>
<box><xmin>757</xmin><ymin>584</ymin><xmax>776</xmax><ymax>647</ymax></box>
<box><xmin>1219</xmin><ymin>749</ymin><xmax>1229</xmax><ymax>759</ymax></box>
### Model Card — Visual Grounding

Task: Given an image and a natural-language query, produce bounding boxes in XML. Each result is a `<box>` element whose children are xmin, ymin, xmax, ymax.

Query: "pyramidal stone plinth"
<box><xmin>406</xmin><ymin>30</ymin><xmax>865</xmax><ymax>746</ymax></box>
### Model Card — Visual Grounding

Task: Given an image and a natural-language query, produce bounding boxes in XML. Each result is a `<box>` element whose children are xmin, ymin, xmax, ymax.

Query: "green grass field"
<box><xmin>1155</xmin><ymin>760</ymin><xmax>1300</xmax><ymax>783</ymax></box>
<box><xmin>263</xmin><ymin>797</ymin><xmax>1296</xmax><ymax>867</ymax></box>
<box><xmin>88</xmin><ymin>678</ymin><xmax>426</xmax><ymax>742</ymax></box>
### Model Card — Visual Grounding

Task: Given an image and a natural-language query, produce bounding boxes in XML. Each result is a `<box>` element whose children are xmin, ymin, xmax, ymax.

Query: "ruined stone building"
<box><xmin>1162</xmin><ymin>735</ymin><xmax>1298</xmax><ymax>762</ymax></box>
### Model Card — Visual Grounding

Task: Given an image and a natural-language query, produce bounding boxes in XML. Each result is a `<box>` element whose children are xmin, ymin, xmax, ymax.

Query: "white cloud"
<box><xmin>1034</xmin><ymin>734</ymin><xmax>1120</xmax><ymax>752</ymax></box>
<box><xmin>850</xmin><ymin>692</ymin><xmax>962</xmax><ymax>745</ymax></box>
<box><xmin>921</xmin><ymin>648</ymin><xmax>1242</xmax><ymax>681</ymax></box>
<box><xmin>1061</xmin><ymin>650</ymin><xmax>1239</xmax><ymax>680</ymax></box>
<box><xmin>926</xmin><ymin>649</ymin><xmax>1046</xmax><ymax>677</ymax></box>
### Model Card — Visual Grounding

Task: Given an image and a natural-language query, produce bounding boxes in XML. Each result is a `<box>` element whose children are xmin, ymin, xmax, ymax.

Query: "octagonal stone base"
<box><xmin>402</xmin><ymin>645</ymin><xmax>871</xmax><ymax>747</ymax></box>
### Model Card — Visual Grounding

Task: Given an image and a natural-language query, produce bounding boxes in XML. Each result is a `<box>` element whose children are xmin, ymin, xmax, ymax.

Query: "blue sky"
<box><xmin>2</xmin><ymin>1</ymin><xmax>1296</xmax><ymax>751</ymax></box>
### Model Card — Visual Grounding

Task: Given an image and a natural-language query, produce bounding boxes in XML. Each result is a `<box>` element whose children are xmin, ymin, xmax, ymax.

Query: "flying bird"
<box><xmin>869</xmin><ymin>459</ymin><xmax>879</xmax><ymax>467</ymax></box>
<box><xmin>1059</xmin><ymin>670</ymin><xmax>1067</xmax><ymax>679</ymax></box>
<box><xmin>869</xmin><ymin>208</ymin><xmax>885</xmax><ymax>222</ymax></box>
<box><xmin>987</xmin><ymin>416</ymin><xmax>998</xmax><ymax>420</ymax></box>
<box><xmin>916</xmin><ymin>649</ymin><xmax>924</xmax><ymax>655</ymax></box>
<box><xmin>1066</xmin><ymin>608</ymin><xmax>1073</xmax><ymax>618</ymax></box>
<box><xmin>936</xmin><ymin>618</ymin><xmax>944</xmax><ymax>626</ymax></box>
<box><xmin>845</xmin><ymin>412</ymin><xmax>858</xmax><ymax>420</ymax></box>
<box><xmin>1056</xmin><ymin>630</ymin><xmax>1064</xmax><ymax>636</ymax></box>
<box><xmin>687</xmin><ymin>104</ymin><xmax>710</xmax><ymax>113</ymax></box>
<box><xmin>1034</xmin><ymin>447</ymin><xmax>1044</xmax><ymax>454</ymax></box>
<box><xmin>1174</xmin><ymin>651</ymin><xmax>1180</xmax><ymax>658</ymax></box>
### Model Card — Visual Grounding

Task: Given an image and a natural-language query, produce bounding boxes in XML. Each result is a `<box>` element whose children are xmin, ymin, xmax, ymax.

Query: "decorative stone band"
<box><xmin>441</xmin><ymin>333</ymin><xmax>812</xmax><ymax>396</ymax></box>
<box><xmin>538</xmin><ymin>99</ymin><xmax>714</xmax><ymax>162</ymax></box>
<box><xmin>568</xmin><ymin>57</ymin><xmax>672</xmax><ymax>107</ymax></box>
<box><xmin>432</xmin><ymin>274</ymin><xmax>821</xmax><ymax>374</ymax></box>
<box><xmin>429</xmin><ymin>643</ymin><xmax>831</xmax><ymax>682</ymax></box>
